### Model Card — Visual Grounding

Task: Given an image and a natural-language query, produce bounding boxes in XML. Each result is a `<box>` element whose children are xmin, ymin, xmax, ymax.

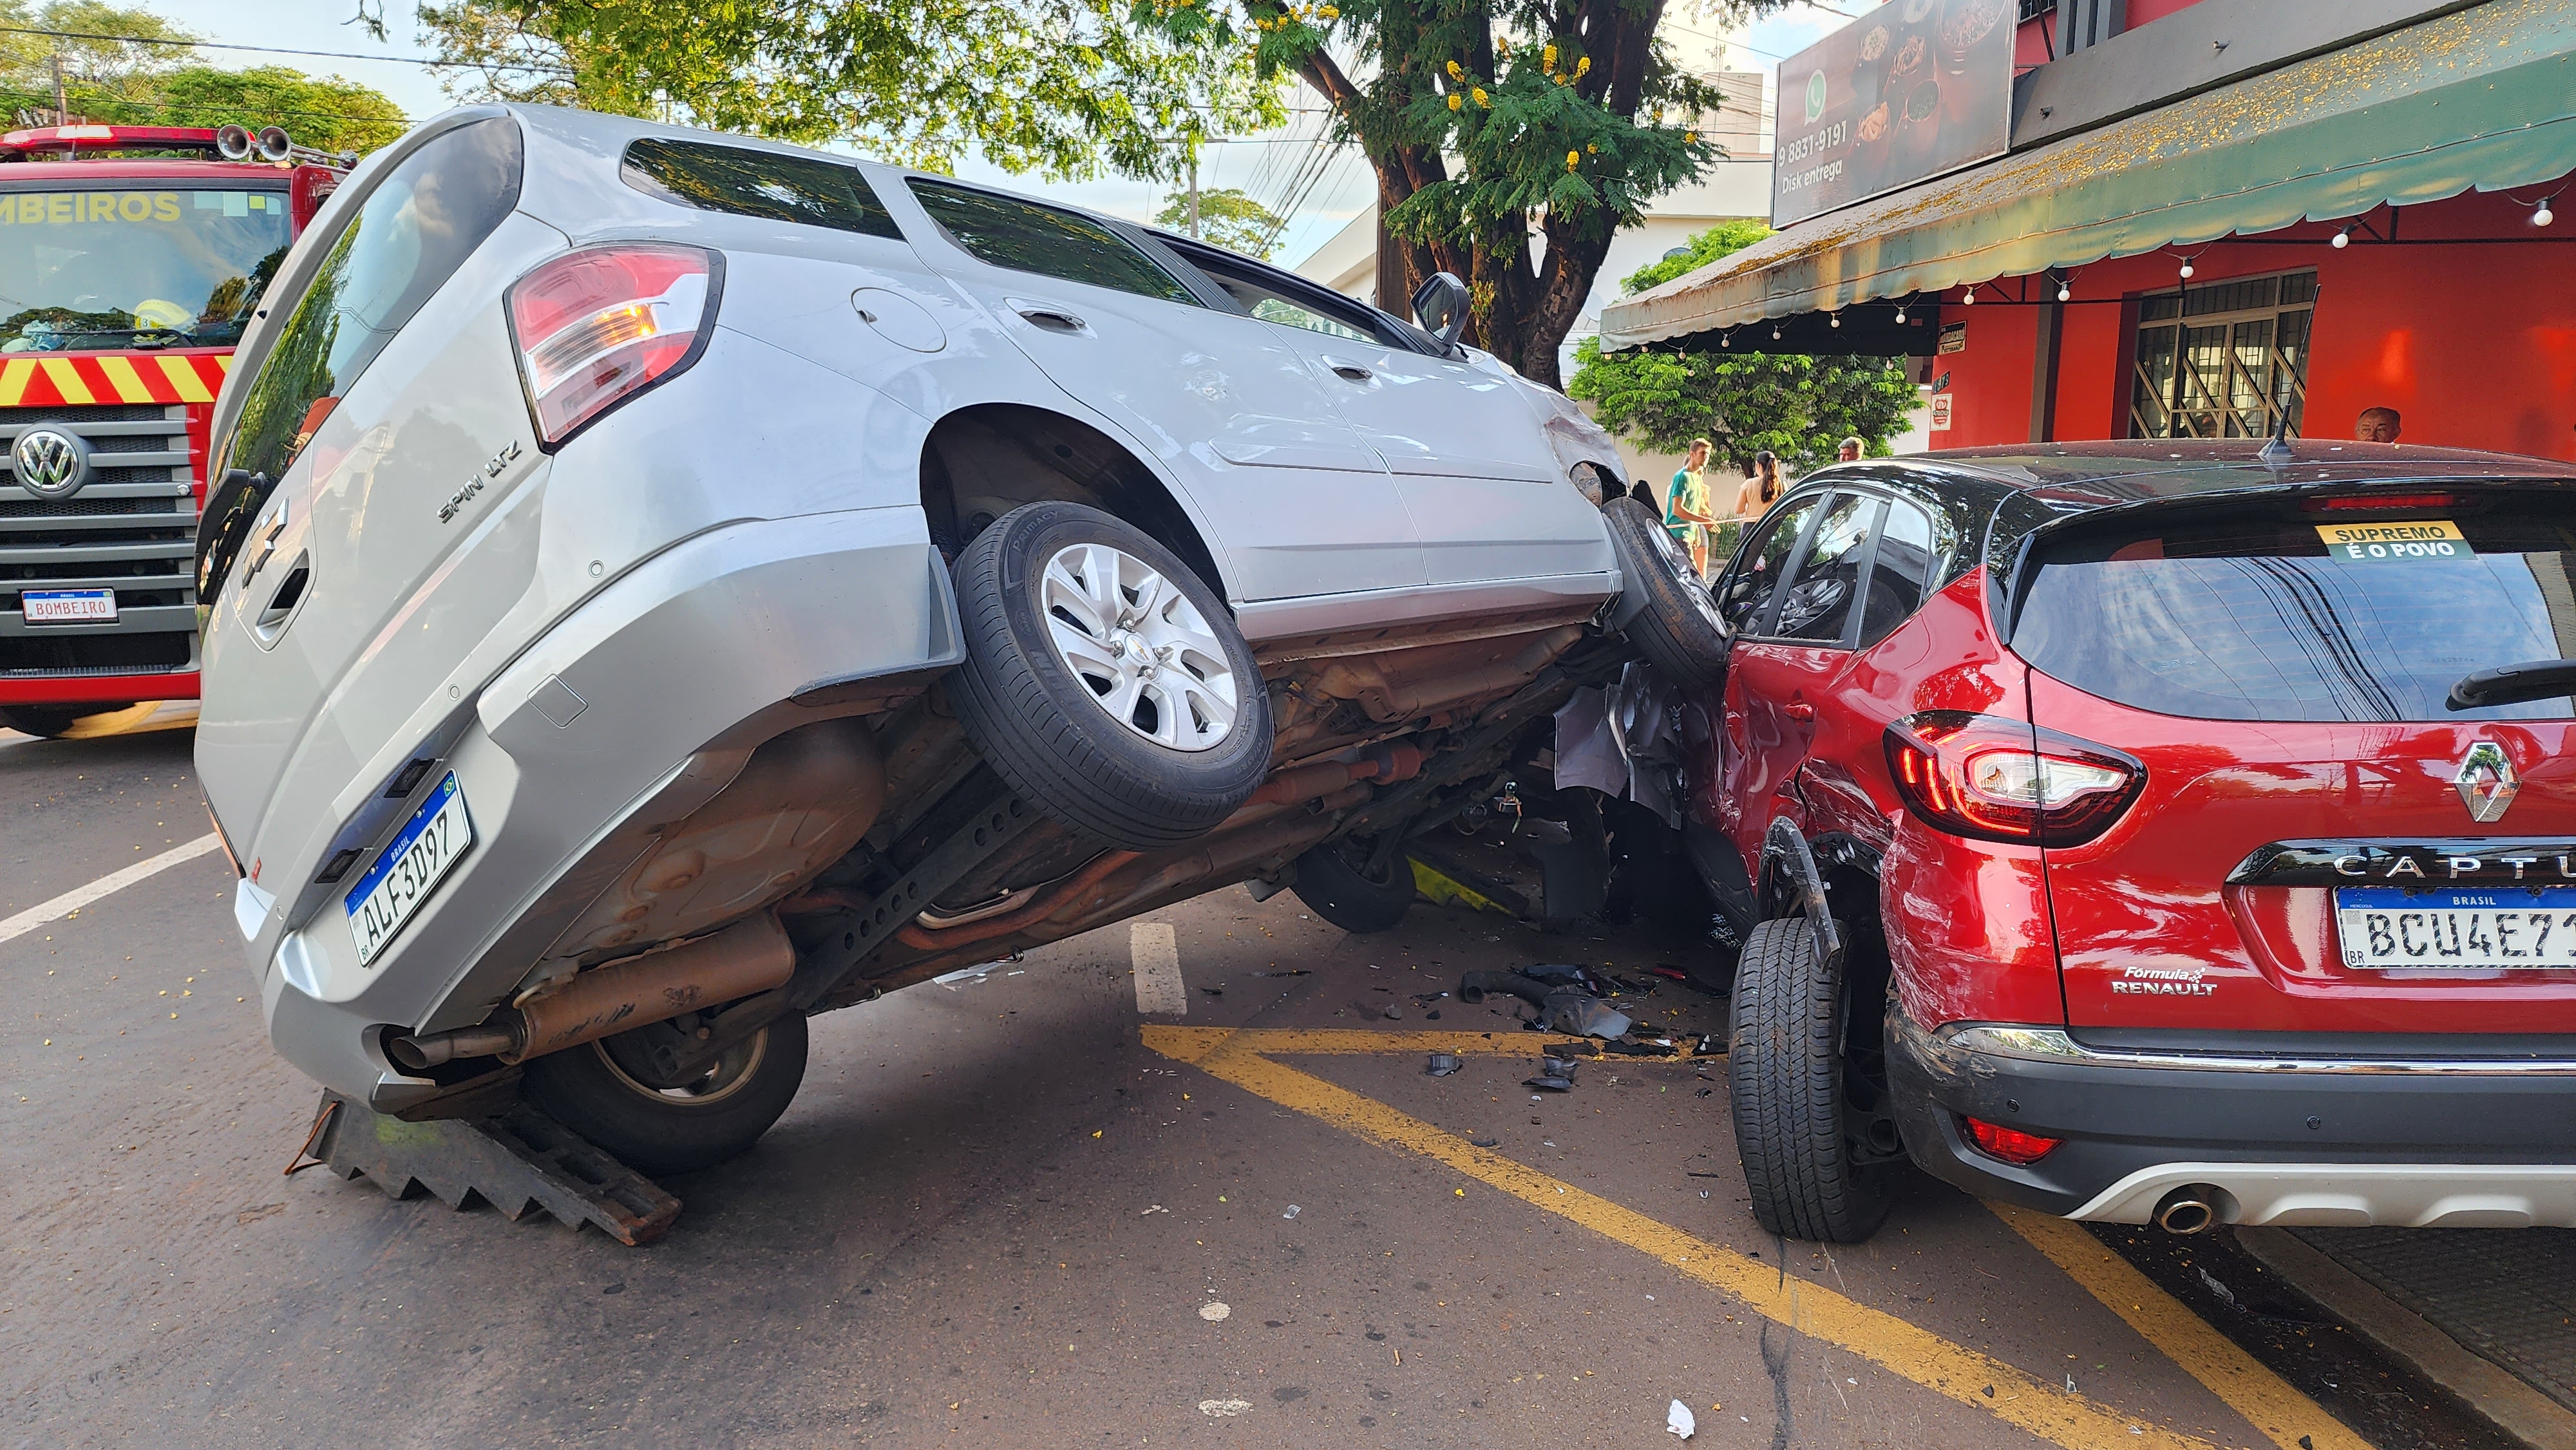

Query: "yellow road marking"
<box><xmin>1993</xmin><ymin>1205</ymin><xmax>2371</xmax><ymax>1450</ymax></box>
<box><xmin>1146</xmin><ymin>1024</ymin><xmax>2231</xmax><ymax>1450</ymax></box>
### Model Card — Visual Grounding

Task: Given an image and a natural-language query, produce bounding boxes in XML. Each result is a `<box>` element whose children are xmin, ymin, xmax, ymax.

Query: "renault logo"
<box><xmin>2454</xmin><ymin>740</ymin><xmax>2520</xmax><ymax>823</ymax></box>
<box><xmin>11</xmin><ymin>427</ymin><xmax>89</xmax><ymax>498</ymax></box>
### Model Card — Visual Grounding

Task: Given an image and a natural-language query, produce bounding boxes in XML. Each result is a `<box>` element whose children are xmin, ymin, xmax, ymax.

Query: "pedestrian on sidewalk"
<box><xmin>1665</xmin><ymin>437</ymin><xmax>1721</xmax><ymax>575</ymax></box>
<box><xmin>1733</xmin><ymin>449</ymin><xmax>1785</xmax><ymax>521</ymax></box>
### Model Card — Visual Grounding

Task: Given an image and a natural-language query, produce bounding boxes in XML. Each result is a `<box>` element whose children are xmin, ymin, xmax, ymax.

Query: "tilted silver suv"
<box><xmin>194</xmin><ymin>106</ymin><xmax>1720</xmax><ymax>1171</ymax></box>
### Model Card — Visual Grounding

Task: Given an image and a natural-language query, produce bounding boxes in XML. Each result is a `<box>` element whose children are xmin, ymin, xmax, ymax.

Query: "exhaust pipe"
<box><xmin>386</xmin><ymin>913</ymin><xmax>795</xmax><ymax>1071</ymax></box>
<box><xmin>2153</xmin><ymin>1185</ymin><xmax>2219</xmax><ymax>1236</ymax></box>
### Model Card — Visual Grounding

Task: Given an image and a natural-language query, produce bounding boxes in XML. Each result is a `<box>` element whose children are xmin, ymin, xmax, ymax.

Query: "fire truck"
<box><xmin>0</xmin><ymin>122</ymin><xmax>348</xmax><ymax>737</ymax></box>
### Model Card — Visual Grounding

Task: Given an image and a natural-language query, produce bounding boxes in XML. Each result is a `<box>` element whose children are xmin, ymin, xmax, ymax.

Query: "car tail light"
<box><xmin>1884</xmin><ymin>710</ymin><xmax>2144</xmax><ymax>847</ymax></box>
<box><xmin>1960</xmin><ymin>1115</ymin><xmax>2060</xmax><ymax>1165</ymax></box>
<box><xmin>506</xmin><ymin>243</ymin><xmax>720</xmax><ymax>446</ymax></box>
<box><xmin>2302</xmin><ymin>492</ymin><xmax>2454</xmax><ymax>511</ymax></box>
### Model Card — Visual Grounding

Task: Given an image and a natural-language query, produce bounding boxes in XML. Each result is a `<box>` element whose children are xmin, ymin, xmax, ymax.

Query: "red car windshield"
<box><xmin>0</xmin><ymin>184</ymin><xmax>291</xmax><ymax>352</ymax></box>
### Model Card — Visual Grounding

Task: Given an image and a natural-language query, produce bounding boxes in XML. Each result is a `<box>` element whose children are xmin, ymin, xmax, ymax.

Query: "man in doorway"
<box><xmin>2356</xmin><ymin>406</ymin><xmax>2402</xmax><ymax>442</ymax></box>
<box><xmin>1837</xmin><ymin>436</ymin><xmax>1864</xmax><ymax>463</ymax></box>
<box><xmin>1666</xmin><ymin>437</ymin><xmax>1720</xmax><ymax>576</ymax></box>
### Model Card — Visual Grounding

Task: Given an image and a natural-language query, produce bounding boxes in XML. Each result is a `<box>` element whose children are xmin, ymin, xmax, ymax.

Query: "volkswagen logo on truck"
<box><xmin>11</xmin><ymin>426</ymin><xmax>88</xmax><ymax>498</ymax></box>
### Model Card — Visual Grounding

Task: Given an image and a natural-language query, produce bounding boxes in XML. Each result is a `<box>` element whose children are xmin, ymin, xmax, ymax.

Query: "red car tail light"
<box><xmin>1884</xmin><ymin>710</ymin><xmax>2144</xmax><ymax>847</ymax></box>
<box><xmin>2302</xmin><ymin>492</ymin><xmax>2454</xmax><ymax>512</ymax></box>
<box><xmin>1960</xmin><ymin>1115</ymin><xmax>2060</xmax><ymax>1165</ymax></box>
<box><xmin>507</xmin><ymin>243</ymin><xmax>721</xmax><ymax>446</ymax></box>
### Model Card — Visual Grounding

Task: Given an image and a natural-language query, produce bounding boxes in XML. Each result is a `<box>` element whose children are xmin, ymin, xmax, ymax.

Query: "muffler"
<box><xmin>388</xmin><ymin>913</ymin><xmax>795</xmax><ymax>1071</ymax></box>
<box><xmin>2152</xmin><ymin>1184</ymin><xmax>2221</xmax><ymax>1235</ymax></box>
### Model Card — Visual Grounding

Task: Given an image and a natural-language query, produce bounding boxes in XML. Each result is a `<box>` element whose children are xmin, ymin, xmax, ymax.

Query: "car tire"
<box><xmin>521</xmin><ymin>1011</ymin><xmax>809</xmax><ymax>1177</ymax></box>
<box><xmin>948</xmin><ymin>502</ymin><xmax>1273</xmax><ymax>849</ymax></box>
<box><xmin>1728</xmin><ymin>916</ymin><xmax>1891</xmax><ymax>1243</ymax></box>
<box><xmin>0</xmin><ymin>706</ymin><xmax>108</xmax><ymax>738</ymax></box>
<box><xmin>1288</xmin><ymin>835</ymin><xmax>1416</xmax><ymax>933</ymax></box>
<box><xmin>1600</xmin><ymin>496</ymin><xmax>1730</xmax><ymax>689</ymax></box>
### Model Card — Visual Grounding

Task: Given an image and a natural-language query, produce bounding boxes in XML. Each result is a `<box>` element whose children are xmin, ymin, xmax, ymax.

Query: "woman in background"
<box><xmin>1733</xmin><ymin>449</ymin><xmax>1784</xmax><ymax>522</ymax></box>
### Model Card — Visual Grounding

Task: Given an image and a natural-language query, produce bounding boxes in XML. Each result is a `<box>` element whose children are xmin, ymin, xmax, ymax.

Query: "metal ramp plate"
<box><xmin>2293</xmin><ymin>1227</ymin><xmax>2576</xmax><ymax>1414</ymax></box>
<box><xmin>307</xmin><ymin>1089</ymin><xmax>681</xmax><ymax>1245</ymax></box>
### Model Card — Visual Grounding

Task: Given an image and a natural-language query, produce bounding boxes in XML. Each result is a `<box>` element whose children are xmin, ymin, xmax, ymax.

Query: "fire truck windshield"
<box><xmin>0</xmin><ymin>185</ymin><xmax>292</xmax><ymax>352</ymax></box>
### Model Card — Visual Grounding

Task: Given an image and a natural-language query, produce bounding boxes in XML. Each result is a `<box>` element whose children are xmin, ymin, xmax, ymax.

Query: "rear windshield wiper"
<box><xmin>2447</xmin><ymin>659</ymin><xmax>2576</xmax><ymax>711</ymax></box>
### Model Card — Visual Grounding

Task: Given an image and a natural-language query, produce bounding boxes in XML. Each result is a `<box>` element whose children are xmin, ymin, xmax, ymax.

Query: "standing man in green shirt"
<box><xmin>1666</xmin><ymin>437</ymin><xmax>1720</xmax><ymax>576</ymax></box>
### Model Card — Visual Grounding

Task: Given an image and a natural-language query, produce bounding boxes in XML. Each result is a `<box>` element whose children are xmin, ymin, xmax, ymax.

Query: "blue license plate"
<box><xmin>345</xmin><ymin>773</ymin><xmax>474</xmax><ymax>966</ymax></box>
<box><xmin>2333</xmin><ymin>885</ymin><xmax>2576</xmax><ymax>970</ymax></box>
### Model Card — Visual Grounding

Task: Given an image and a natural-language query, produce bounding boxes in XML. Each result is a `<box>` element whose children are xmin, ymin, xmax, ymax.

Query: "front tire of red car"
<box><xmin>1728</xmin><ymin>917</ymin><xmax>1891</xmax><ymax>1243</ymax></box>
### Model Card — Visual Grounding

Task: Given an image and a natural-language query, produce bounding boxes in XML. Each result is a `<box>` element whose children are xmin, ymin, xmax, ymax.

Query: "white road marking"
<box><xmin>0</xmin><ymin>834</ymin><xmax>224</xmax><ymax>946</ymax></box>
<box><xmin>1130</xmin><ymin>921</ymin><xmax>1186</xmax><ymax>1015</ymax></box>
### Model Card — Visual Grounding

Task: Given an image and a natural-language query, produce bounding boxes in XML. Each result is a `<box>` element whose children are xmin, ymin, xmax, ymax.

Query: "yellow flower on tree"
<box><xmin>1471</xmin><ymin>86</ymin><xmax>1489</xmax><ymax>106</ymax></box>
<box><xmin>1585</xmin><ymin>141</ymin><xmax>1596</xmax><ymax>153</ymax></box>
<box><xmin>1446</xmin><ymin>59</ymin><xmax>1463</xmax><ymax>79</ymax></box>
<box><xmin>1574</xmin><ymin>55</ymin><xmax>1590</xmax><ymax>77</ymax></box>
<box><xmin>1448</xmin><ymin>93</ymin><xmax>1463</xmax><ymax>110</ymax></box>
<box><xmin>1566</xmin><ymin>149</ymin><xmax>1579</xmax><ymax>169</ymax></box>
<box><xmin>1542</xmin><ymin>42</ymin><xmax>1557</xmax><ymax>70</ymax></box>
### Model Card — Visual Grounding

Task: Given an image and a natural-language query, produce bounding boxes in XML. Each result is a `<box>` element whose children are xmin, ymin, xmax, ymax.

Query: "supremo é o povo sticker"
<box><xmin>2314</xmin><ymin>519</ymin><xmax>2472</xmax><ymax>563</ymax></box>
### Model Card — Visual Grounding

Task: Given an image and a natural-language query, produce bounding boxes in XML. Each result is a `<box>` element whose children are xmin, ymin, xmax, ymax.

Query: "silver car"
<box><xmin>194</xmin><ymin>105</ymin><xmax>1719</xmax><ymax>1172</ymax></box>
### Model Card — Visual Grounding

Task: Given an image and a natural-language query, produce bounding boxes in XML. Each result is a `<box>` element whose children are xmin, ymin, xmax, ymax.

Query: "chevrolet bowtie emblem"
<box><xmin>2453</xmin><ymin>740</ymin><xmax>2519</xmax><ymax>824</ymax></box>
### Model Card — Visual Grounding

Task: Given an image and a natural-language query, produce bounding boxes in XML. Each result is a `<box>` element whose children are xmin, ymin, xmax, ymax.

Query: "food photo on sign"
<box><xmin>1772</xmin><ymin>0</ymin><xmax>2013</xmax><ymax>227</ymax></box>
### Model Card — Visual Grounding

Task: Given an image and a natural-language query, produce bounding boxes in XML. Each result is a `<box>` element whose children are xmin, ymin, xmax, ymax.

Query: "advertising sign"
<box><xmin>1772</xmin><ymin>0</ymin><xmax>2015</xmax><ymax>228</ymax></box>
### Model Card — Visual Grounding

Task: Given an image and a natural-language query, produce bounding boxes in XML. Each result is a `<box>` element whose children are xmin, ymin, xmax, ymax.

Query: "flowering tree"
<box><xmin>1137</xmin><ymin>0</ymin><xmax>1725</xmax><ymax>386</ymax></box>
<box><xmin>418</xmin><ymin>0</ymin><xmax>1285</xmax><ymax>178</ymax></box>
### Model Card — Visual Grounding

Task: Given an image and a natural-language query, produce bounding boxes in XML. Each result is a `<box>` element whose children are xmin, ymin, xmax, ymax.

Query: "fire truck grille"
<box><xmin>0</xmin><ymin>402</ymin><xmax>199</xmax><ymax>677</ymax></box>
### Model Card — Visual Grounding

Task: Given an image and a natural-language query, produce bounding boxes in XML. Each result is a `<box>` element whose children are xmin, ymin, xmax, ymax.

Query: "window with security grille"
<box><xmin>2126</xmin><ymin>269</ymin><xmax>2315</xmax><ymax>440</ymax></box>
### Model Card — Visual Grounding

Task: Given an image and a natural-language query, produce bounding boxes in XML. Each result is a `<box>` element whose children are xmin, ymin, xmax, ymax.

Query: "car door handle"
<box><xmin>1320</xmin><ymin>356</ymin><xmax>1373</xmax><ymax>382</ymax></box>
<box><xmin>1013</xmin><ymin>305</ymin><xmax>1088</xmax><ymax>335</ymax></box>
<box><xmin>1783</xmin><ymin>702</ymin><xmax>1816</xmax><ymax>721</ymax></box>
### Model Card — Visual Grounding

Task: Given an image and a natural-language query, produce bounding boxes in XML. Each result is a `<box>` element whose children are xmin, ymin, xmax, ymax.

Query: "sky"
<box><xmin>130</xmin><ymin>0</ymin><xmax>1854</xmax><ymax>267</ymax></box>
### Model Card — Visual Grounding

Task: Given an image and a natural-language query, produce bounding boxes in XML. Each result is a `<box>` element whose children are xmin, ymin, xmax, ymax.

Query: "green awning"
<box><xmin>1598</xmin><ymin>0</ymin><xmax>2576</xmax><ymax>350</ymax></box>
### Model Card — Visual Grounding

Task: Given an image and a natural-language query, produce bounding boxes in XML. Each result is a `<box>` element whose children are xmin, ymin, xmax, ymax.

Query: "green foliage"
<box><xmin>1152</xmin><ymin>185</ymin><xmax>1282</xmax><ymax>258</ymax></box>
<box><xmin>1567</xmin><ymin>221</ymin><xmax>1917</xmax><ymax>472</ymax></box>
<box><xmin>1621</xmin><ymin>216</ymin><xmax>1773</xmax><ymax>295</ymax></box>
<box><xmin>1</xmin><ymin>1</ymin><xmax>405</xmax><ymax>154</ymax></box>
<box><xmin>422</xmin><ymin>0</ymin><xmax>1285</xmax><ymax>180</ymax></box>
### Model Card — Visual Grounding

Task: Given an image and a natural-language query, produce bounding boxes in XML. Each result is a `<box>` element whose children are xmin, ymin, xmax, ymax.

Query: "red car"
<box><xmin>1680</xmin><ymin>441</ymin><xmax>2576</xmax><ymax>1242</ymax></box>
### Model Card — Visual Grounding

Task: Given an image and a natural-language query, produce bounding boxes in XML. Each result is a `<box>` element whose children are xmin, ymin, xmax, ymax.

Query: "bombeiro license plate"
<box><xmin>346</xmin><ymin>773</ymin><xmax>474</xmax><ymax>966</ymax></box>
<box><xmin>21</xmin><ymin>588</ymin><xmax>117</xmax><ymax>623</ymax></box>
<box><xmin>2334</xmin><ymin>885</ymin><xmax>2576</xmax><ymax>970</ymax></box>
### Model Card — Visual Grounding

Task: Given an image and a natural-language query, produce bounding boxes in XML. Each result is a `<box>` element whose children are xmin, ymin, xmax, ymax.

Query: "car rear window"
<box><xmin>2011</xmin><ymin>496</ymin><xmax>2576</xmax><ymax>721</ymax></box>
<box><xmin>619</xmin><ymin>138</ymin><xmax>903</xmax><ymax>240</ymax></box>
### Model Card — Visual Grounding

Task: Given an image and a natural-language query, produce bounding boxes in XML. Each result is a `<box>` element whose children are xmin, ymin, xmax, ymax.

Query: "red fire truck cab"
<box><xmin>0</xmin><ymin>123</ymin><xmax>345</xmax><ymax>737</ymax></box>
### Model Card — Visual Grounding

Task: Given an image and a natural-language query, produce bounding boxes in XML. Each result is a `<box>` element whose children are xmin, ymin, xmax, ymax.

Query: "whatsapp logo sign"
<box><xmin>1804</xmin><ymin>69</ymin><xmax>1828</xmax><ymax>122</ymax></box>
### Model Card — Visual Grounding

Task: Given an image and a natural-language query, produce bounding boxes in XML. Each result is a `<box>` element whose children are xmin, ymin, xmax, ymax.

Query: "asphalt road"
<box><xmin>0</xmin><ymin>719</ymin><xmax>2519</xmax><ymax>1449</ymax></box>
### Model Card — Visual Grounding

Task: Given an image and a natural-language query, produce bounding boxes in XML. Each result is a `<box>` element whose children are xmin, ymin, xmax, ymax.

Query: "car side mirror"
<box><xmin>1410</xmin><ymin>270</ymin><xmax>1470</xmax><ymax>346</ymax></box>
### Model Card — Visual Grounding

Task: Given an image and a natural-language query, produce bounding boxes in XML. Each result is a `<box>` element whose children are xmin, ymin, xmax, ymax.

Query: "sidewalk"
<box><xmin>2239</xmin><ymin>1227</ymin><xmax>2576</xmax><ymax>1449</ymax></box>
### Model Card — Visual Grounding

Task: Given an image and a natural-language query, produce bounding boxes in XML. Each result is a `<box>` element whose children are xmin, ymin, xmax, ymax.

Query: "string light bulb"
<box><xmin>1894</xmin><ymin>305</ymin><xmax>1906</xmax><ymax>323</ymax></box>
<box><xmin>1830</xmin><ymin>313</ymin><xmax>1841</xmax><ymax>328</ymax></box>
<box><xmin>1961</xmin><ymin>285</ymin><xmax>1976</xmax><ymax>305</ymax></box>
<box><xmin>1771</xmin><ymin>325</ymin><xmax>1782</xmax><ymax>340</ymax></box>
<box><xmin>2056</xmin><ymin>280</ymin><xmax>2072</xmax><ymax>303</ymax></box>
<box><xmin>2331</xmin><ymin>228</ymin><xmax>2351</xmax><ymax>249</ymax></box>
<box><xmin>2537</xmin><ymin>197</ymin><xmax>2557</xmax><ymax>227</ymax></box>
<box><xmin>2178</xmin><ymin>259</ymin><xmax>2195</xmax><ymax>279</ymax></box>
<box><xmin>1721</xmin><ymin>331</ymin><xmax>1731</xmax><ymax>348</ymax></box>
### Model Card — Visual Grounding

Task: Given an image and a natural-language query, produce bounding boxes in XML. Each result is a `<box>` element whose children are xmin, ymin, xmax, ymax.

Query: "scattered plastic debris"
<box><xmin>1252</xmin><ymin>969</ymin><xmax>1310</xmax><ymax>977</ymax></box>
<box><xmin>1198</xmin><ymin>1399</ymin><xmax>1253</xmax><ymax>1417</ymax></box>
<box><xmin>1667</xmin><ymin>1399</ymin><xmax>1696</xmax><ymax>1438</ymax></box>
<box><xmin>1694</xmin><ymin>1033</ymin><xmax>1725</xmax><ymax>1055</ymax></box>
<box><xmin>932</xmin><ymin>961</ymin><xmax>1008</xmax><ymax>987</ymax></box>
<box><xmin>1282</xmin><ymin>1204</ymin><xmax>1302</xmax><ymax>1220</ymax></box>
<box><xmin>1470</xmin><ymin>1134</ymin><xmax>1499</xmax><ymax>1147</ymax></box>
<box><xmin>1198</xmin><ymin>985</ymin><xmax>1224</xmax><ymax>997</ymax></box>
<box><xmin>1141</xmin><ymin>1204</ymin><xmax>1170</xmax><ymax>1215</ymax></box>
<box><xmin>1199</xmin><ymin>1302</ymin><xmax>1231</xmax><ymax>1322</ymax></box>
<box><xmin>1382</xmin><ymin>1003</ymin><xmax>1403</xmax><ymax>1020</ymax></box>
<box><xmin>1425</xmin><ymin>1053</ymin><xmax>1463</xmax><ymax>1077</ymax></box>
<box><xmin>1694</xmin><ymin>1086</ymin><xmax>1715</xmax><ymax>1098</ymax></box>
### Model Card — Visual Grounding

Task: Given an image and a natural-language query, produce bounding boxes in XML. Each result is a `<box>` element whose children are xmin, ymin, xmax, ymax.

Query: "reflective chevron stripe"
<box><xmin>0</xmin><ymin>351</ymin><xmax>230</xmax><ymax>406</ymax></box>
